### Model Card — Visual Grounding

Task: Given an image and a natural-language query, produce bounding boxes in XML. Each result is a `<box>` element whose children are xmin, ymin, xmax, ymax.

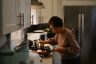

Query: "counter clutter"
<box><xmin>27</xmin><ymin>32</ymin><xmax>53</xmax><ymax>58</ymax></box>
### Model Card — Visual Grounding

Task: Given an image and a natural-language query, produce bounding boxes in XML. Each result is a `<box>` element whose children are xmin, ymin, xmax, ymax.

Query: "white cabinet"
<box><xmin>0</xmin><ymin>0</ymin><xmax>31</xmax><ymax>35</ymax></box>
<box><xmin>40</xmin><ymin>0</ymin><xmax>53</xmax><ymax>23</ymax></box>
<box><xmin>1</xmin><ymin>0</ymin><xmax>21</xmax><ymax>35</ymax></box>
<box><xmin>18</xmin><ymin>0</ymin><xmax>31</xmax><ymax>28</ymax></box>
<box><xmin>40</xmin><ymin>0</ymin><xmax>63</xmax><ymax>23</ymax></box>
<box><xmin>52</xmin><ymin>0</ymin><xmax>63</xmax><ymax>19</ymax></box>
<box><xmin>30</xmin><ymin>0</ymin><xmax>63</xmax><ymax>24</ymax></box>
<box><xmin>24</xmin><ymin>0</ymin><xmax>31</xmax><ymax>28</ymax></box>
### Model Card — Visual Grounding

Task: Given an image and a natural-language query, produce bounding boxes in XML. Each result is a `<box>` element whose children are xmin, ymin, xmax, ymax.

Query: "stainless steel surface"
<box><xmin>64</xmin><ymin>6</ymin><xmax>96</xmax><ymax>64</ymax></box>
<box><xmin>81</xmin><ymin>13</ymin><xmax>84</xmax><ymax>47</ymax></box>
<box><xmin>78</xmin><ymin>14</ymin><xmax>81</xmax><ymax>44</ymax></box>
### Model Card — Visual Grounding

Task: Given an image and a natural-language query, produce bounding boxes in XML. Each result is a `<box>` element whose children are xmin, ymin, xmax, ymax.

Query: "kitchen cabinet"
<box><xmin>31</xmin><ymin>0</ymin><xmax>63</xmax><ymax>24</ymax></box>
<box><xmin>0</xmin><ymin>0</ymin><xmax>21</xmax><ymax>35</ymax></box>
<box><xmin>0</xmin><ymin>46</ymin><xmax>29</xmax><ymax>64</ymax></box>
<box><xmin>31</xmin><ymin>8</ymin><xmax>40</xmax><ymax>25</ymax></box>
<box><xmin>40</xmin><ymin>0</ymin><xmax>52</xmax><ymax>23</ymax></box>
<box><xmin>24</xmin><ymin>0</ymin><xmax>31</xmax><ymax>28</ymax></box>
<box><xmin>53</xmin><ymin>0</ymin><xmax>63</xmax><ymax>19</ymax></box>
<box><xmin>0</xmin><ymin>0</ymin><xmax>31</xmax><ymax>36</ymax></box>
<box><xmin>40</xmin><ymin>0</ymin><xmax>63</xmax><ymax>23</ymax></box>
<box><xmin>17</xmin><ymin>0</ymin><xmax>31</xmax><ymax>28</ymax></box>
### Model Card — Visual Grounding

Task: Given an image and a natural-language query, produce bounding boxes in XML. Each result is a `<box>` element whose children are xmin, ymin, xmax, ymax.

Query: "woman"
<box><xmin>39</xmin><ymin>16</ymin><xmax>80</xmax><ymax>64</ymax></box>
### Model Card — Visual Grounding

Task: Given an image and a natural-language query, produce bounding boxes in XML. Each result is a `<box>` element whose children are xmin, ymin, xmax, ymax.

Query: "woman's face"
<box><xmin>50</xmin><ymin>25</ymin><xmax>59</xmax><ymax>33</ymax></box>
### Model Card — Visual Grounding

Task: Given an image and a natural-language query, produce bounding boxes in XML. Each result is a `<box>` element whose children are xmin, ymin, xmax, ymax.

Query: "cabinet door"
<box><xmin>0</xmin><ymin>0</ymin><xmax>31</xmax><ymax>35</ymax></box>
<box><xmin>18</xmin><ymin>0</ymin><xmax>31</xmax><ymax>28</ymax></box>
<box><xmin>18</xmin><ymin>0</ymin><xmax>25</xmax><ymax>28</ymax></box>
<box><xmin>53</xmin><ymin>0</ymin><xmax>63</xmax><ymax>19</ymax></box>
<box><xmin>41</xmin><ymin>0</ymin><xmax>52</xmax><ymax>23</ymax></box>
<box><xmin>41</xmin><ymin>0</ymin><xmax>63</xmax><ymax>23</ymax></box>
<box><xmin>24</xmin><ymin>0</ymin><xmax>31</xmax><ymax>28</ymax></box>
<box><xmin>2</xmin><ymin>0</ymin><xmax>21</xmax><ymax>35</ymax></box>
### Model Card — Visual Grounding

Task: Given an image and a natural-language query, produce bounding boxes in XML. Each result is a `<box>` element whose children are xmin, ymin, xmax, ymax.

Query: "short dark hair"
<box><xmin>48</xmin><ymin>16</ymin><xmax>63</xmax><ymax>27</ymax></box>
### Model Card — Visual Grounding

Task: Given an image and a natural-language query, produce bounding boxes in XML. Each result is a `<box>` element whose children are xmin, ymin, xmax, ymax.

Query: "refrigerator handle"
<box><xmin>78</xmin><ymin>14</ymin><xmax>82</xmax><ymax>44</ymax></box>
<box><xmin>81</xmin><ymin>13</ymin><xmax>84</xmax><ymax>42</ymax></box>
<box><xmin>78</xmin><ymin>13</ymin><xmax>84</xmax><ymax>46</ymax></box>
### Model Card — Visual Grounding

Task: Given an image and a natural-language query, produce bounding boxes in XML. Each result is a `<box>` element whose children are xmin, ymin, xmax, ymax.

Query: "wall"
<box><xmin>62</xmin><ymin>1</ymin><xmax>96</xmax><ymax>6</ymax></box>
<box><xmin>41</xmin><ymin>0</ymin><xmax>52</xmax><ymax>23</ymax></box>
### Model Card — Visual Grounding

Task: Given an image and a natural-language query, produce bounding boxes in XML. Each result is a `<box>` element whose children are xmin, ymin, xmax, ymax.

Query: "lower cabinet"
<box><xmin>0</xmin><ymin>51</ymin><xmax>29</xmax><ymax>64</ymax></box>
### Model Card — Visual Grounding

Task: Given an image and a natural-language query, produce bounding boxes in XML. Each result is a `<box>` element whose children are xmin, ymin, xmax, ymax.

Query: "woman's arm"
<box><xmin>39</xmin><ymin>35</ymin><xmax>58</xmax><ymax>45</ymax></box>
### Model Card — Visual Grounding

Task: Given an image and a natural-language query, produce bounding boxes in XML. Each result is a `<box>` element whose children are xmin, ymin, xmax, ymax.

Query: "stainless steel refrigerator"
<box><xmin>63</xmin><ymin>6</ymin><xmax>96</xmax><ymax>64</ymax></box>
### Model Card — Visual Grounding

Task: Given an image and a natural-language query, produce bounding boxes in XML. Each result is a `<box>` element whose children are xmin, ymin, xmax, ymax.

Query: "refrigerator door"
<box><xmin>64</xmin><ymin>6</ymin><xmax>96</xmax><ymax>64</ymax></box>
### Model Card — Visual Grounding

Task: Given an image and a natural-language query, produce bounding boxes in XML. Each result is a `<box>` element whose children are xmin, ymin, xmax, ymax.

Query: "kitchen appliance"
<box><xmin>64</xmin><ymin>6</ymin><xmax>96</xmax><ymax>64</ymax></box>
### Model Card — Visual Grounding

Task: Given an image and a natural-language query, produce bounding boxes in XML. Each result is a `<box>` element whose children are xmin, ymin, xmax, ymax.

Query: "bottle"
<box><xmin>31</xmin><ymin>40</ymin><xmax>38</xmax><ymax>51</ymax></box>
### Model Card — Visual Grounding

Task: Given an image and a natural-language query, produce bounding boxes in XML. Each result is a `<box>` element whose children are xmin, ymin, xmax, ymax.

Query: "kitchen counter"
<box><xmin>29</xmin><ymin>50</ymin><xmax>53</xmax><ymax>64</ymax></box>
<box><xmin>41</xmin><ymin>56</ymin><xmax>52</xmax><ymax>64</ymax></box>
<box><xmin>29</xmin><ymin>50</ymin><xmax>41</xmax><ymax>64</ymax></box>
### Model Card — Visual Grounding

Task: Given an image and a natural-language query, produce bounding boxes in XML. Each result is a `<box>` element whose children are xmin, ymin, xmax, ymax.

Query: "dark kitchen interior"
<box><xmin>0</xmin><ymin>0</ymin><xmax>96</xmax><ymax>64</ymax></box>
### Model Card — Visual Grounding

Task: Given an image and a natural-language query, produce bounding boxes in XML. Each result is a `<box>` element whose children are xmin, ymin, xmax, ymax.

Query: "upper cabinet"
<box><xmin>0</xmin><ymin>0</ymin><xmax>31</xmax><ymax>36</ymax></box>
<box><xmin>24</xmin><ymin>0</ymin><xmax>31</xmax><ymax>28</ymax></box>
<box><xmin>52</xmin><ymin>0</ymin><xmax>64</xmax><ymax>20</ymax></box>
<box><xmin>40</xmin><ymin>0</ymin><xmax>63</xmax><ymax>23</ymax></box>
<box><xmin>24</xmin><ymin>0</ymin><xmax>31</xmax><ymax>27</ymax></box>
<box><xmin>31</xmin><ymin>0</ymin><xmax>63</xmax><ymax>24</ymax></box>
<box><xmin>1</xmin><ymin>0</ymin><xmax>20</xmax><ymax>35</ymax></box>
<box><xmin>17</xmin><ymin>0</ymin><xmax>31</xmax><ymax>28</ymax></box>
<box><xmin>40</xmin><ymin>0</ymin><xmax>52</xmax><ymax>23</ymax></box>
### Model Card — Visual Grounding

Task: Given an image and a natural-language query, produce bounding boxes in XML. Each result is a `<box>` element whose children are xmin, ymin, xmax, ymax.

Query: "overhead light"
<box><xmin>31</xmin><ymin>0</ymin><xmax>45</xmax><ymax>9</ymax></box>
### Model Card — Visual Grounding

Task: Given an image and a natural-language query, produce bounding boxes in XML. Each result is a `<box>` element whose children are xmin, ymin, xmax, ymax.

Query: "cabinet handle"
<box><xmin>81</xmin><ymin>13</ymin><xmax>84</xmax><ymax>45</ymax></box>
<box><xmin>17</xmin><ymin>13</ymin><xmax>24</xmax><ymax>27</ymax></box>
<box><xmin>17</xmin><ymin>13</ymin><xmax>22</xmax><ymax>27</ymax></box>
<box><xmin>21</xmin><ymin>13</ymin><xmax>24</xmax><ymax>27</ymax></box>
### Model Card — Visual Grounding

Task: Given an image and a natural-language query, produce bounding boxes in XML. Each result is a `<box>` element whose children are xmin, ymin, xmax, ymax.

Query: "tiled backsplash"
<box><xmin>11</xmin><ymin>30</ymin><xmax>24</xmax><ymax>47</ymax></box>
